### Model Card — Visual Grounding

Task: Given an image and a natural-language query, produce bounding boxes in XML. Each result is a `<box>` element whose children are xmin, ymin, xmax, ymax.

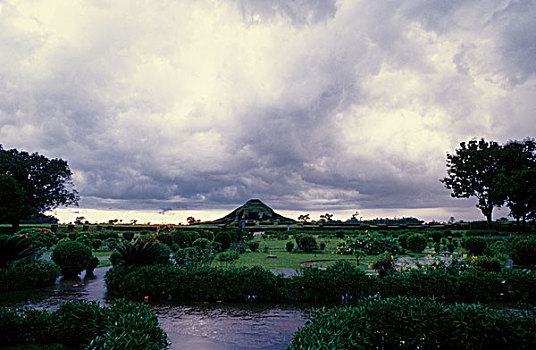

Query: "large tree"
<box><xmin>493</xmin><ymin>139</ymin><xmax>536</xmax><ymax>224</ymax></box>
<box><xmin>0</xmin><ymin>145</ymin><xmax>79</xmax><ymax>230</ymax></box>
<box><xmin>441</xmin><ymin>139</ymin><xmax>503</xmax><ymax>228</ymax></box>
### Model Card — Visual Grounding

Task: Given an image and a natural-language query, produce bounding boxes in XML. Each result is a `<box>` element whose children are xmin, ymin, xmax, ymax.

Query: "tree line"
<box><xmin>441</xmin><ymin>138</ymin><xmax>536</xmax><ymax>228</ymax></box>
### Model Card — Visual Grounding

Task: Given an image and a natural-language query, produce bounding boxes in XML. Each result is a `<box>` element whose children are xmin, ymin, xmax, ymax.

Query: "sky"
<box><xmin>1</xmin><ymin>0</ymin><xmax>535</xmax><ymax>224</ymax></box>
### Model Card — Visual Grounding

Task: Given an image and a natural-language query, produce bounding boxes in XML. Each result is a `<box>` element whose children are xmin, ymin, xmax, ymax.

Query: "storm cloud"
<box><xmin>1</xmin><ymin>0</ymin><xmax>535</xmax><ymax>218</ymax></box>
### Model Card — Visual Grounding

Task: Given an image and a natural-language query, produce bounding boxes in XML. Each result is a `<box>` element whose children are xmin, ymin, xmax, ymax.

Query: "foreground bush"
<box><xmin>0</xmin><ymin>260</ymin><xmax>60</xmax><ymax>292</ymax></box>
<box><xmin>52</xmin><ymin>240</ymin><xmax>93</xmax><ymax>277</ymax></box>
<box><xmin>289</xmin><ymin>296</ymin><xmax>536</xmax><ymax>349</ymax></box>
<box><xmin>0</xmin><ymin>235</ymin><xmax>39</xmax><ymax>268</ymax></box>
<box><xmin>0</xmin><ymin>299</ymin><xmax>168</xmax><ymax>349</ymax></box>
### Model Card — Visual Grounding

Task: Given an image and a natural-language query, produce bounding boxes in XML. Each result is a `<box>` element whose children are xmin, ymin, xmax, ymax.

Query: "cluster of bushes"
<box><xmin>0</xmin><ymin>299</ymin><xmax>167</xmax><ymax>349</ymax></box>
<box><xmin>289</xmin><ymin>296</ymin><xmax>536</xmax><ymax>349</ymax></box>
<box><xmin>105</xmin><ymin>261</ymin><xmax>536</xmax><ymax>304</ymax></box>
<box><xmin>335</xmin><ymin>232</ymin><xmax>401</xmax><ymax>255</ymax></box>
<box><xmin>0</xmin><ymin>235</ymin><xmax>60</xmax><ymax>292</ymax></box>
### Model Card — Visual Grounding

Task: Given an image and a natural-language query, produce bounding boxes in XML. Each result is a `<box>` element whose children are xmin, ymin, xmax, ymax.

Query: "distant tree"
<box><xmin>441</xmin><ymin>139</ymin><xmax>503</xmax><ymax>229</ymax></box>
<box><xmin>187</xmin><ymin>216</ymin><xmax>200</xmax><ymax>225</ymax></box>
<box><xmin>493</xmin><ymin>139</ymin><xmax>536</xmax><ymax>224</ymax></box>
<box><xmin>350</xmin><ymin>211</ymin><xmax>361</xmax><ymax>222</ymax></box>
<box><xmin>319</xmin><ymin>213</ymin><xmax>334</xmax><ymax>222</ymax></box>
<box><xmin>298</xmin><ymin>214</ymin><xmax>310</xmax><ymax>223</ymax></box>
<box><xmin>0</xmin><ymin>145</ymin><xmax>78</xmax><ymax>230</ymax></box>
<box><xmin>74</xmin><ymin>216</ymin><xmax>86</xmax><ymax>225</ymax></box>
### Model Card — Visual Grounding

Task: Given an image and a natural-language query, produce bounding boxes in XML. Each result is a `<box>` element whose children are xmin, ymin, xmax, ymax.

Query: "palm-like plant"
<box><xmin>110</xmin><ymin>241</ymin><xmax>170</xmax><ymax>267</ymax></box>
<box><xmin>0</xmin><ymin>235</ymin><xmax>39</xmax><ymax>268</ymax></box>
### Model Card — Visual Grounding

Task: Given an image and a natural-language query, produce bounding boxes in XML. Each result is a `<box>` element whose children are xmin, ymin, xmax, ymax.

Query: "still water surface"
<box><xmin>0</xmin><ymin>267</ymin><xmax>310</xmax><ymax>349</ymax></box>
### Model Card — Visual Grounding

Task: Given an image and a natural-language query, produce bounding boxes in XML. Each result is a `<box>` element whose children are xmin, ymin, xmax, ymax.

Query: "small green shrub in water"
<box><xmin>0</xmin><ymin>260</ymin><xmax>60</xmax><ymax>292</ymax></box>
<box><xmin>52</xmin><ymin>240</ymin><xmax>93</xmax><ymax>277</ymax></box>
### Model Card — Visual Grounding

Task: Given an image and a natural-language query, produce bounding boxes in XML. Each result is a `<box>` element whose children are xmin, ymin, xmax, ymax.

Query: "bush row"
<box><xmin>288</xmin><ymin>296</ymin><xmax>536</xmax><ymax>349</ymax></box>
<box><xmin>105</xmin><ymin>262</ymin><xmax>536</xmax><ymax>303</ymax></box>
<box><xmin>0</xmin><ymin>299</ymin><xmax>167</xmax><ymax>349</ymax></box>
<box><xmin>0</xmin><ymin>260</ymin><xmax>60</xmax><ymax>292</ymax></box>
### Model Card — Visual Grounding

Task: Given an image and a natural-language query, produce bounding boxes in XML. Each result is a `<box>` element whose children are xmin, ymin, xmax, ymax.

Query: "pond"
<box><xmin>0</xmin><ymin>267</ymin><xmax>311</xmax><ymax>350</ymax></box>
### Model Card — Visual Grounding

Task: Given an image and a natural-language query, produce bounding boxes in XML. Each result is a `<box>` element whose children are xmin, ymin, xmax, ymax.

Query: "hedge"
<box><xmin>289</xmin><ymin>296</ymin><xmax>536</xmax><ymax>349</ymax></box>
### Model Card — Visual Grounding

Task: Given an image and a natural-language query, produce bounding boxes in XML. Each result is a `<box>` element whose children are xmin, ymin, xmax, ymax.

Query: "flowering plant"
<box><xmin>15</xmin><ymin>228</ymin><xmax>58</xmax><ymax>249</ymax></box>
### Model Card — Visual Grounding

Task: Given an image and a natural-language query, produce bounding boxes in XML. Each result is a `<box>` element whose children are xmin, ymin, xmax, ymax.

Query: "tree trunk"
<box><xmin>486</xmin><ymin>212</ymin><xmax>493</xmax><ymax>230</ymax></box>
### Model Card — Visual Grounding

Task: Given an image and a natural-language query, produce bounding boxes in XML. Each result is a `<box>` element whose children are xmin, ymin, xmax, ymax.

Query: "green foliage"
<box><xmin>373</xmin><ymin>253</ymin><xmax>395</xmax><ymax>278</ymax></box>
<box><xmin>289</xmin><ymin>296</ymin><xmax>536</xmax><ymax>349</ymax></box>
<box><xmin>214</xmin><ymin>231</ymin><xmax>232</xmax><ymax>250</ymax></box>
<box><xmin>109</xmin><ymin>241</ymin><xmax>170</xmax><ymax>267</ymax></box>
<box><xmin>0</xmin><ymin>235</ymin><xmax>39</xmax><ymax>268</ymax></box>
<box><xmin>248</xmin><ymin>241</ymin><xmax>260</xmax><ymax>252</ymax></box>
<box><xmin>122</xmin><ymin>231</ymin><xmax>135</xmax><ymax>241</ymax></box>
<box><xmin>215</xmin><ymin>249</ymin><xmax>240</xmax><ymax>262</ymax></box>
<box><xmin>0</xmin><ymin>174</ymin><xmax>25</xmax><ymax>226</ymax></box>
<box><xmin>192</xmin><ymin>237</ymin><xmax>211</xmax><ymax>249</ymax></box>
<box><xmin>407</xmin><ymin>234</ymin><xmax>427</xmax><ymax>253</ymax></box>
<box><xmin>335</xmin><ymin>232</ymin><xmax>401</xmax><ymax>255</ymax></box>
<box><xmin>0</xmin><ymin>145</ymin><xmax>79</xmax><ymax>228</ymax></box>
<box><xmin>473</xmin><ymin>256</ymin><xmax>502</xmax><ymax>272</ymax></box>
<box><xmin>511</xmin><ymin>238</ymin><xmax>536</xmax><ymax>265</ymax></box>
<box><xmin>295</xmin><ymin>234</ymin><xmax>317</xmax><ymax>253</ymax></box>
<box><xmin>15</xmin><ymin>228</ymin><xmax>58</xmax><ymax>249</ymax></box>
<box><xmin>0</xmin><ymin>259</ymin><xmax>60</xmax><ymax>292</ymax></box>
<box><xmin>430</xmin><ymin>230</ymin><xmax>444</xmax><ymax>243</ymax></box>
<box><xmin>52</xmin><ymin>240</ymin><xmax>93</xmax><ymax>277</ymax></box>
<box><xmin>0</xmin><ymin>300</ymin><xmax>167</xmax><ymax>350</ymax></box>
<box><xmin>464</xmin><ymin>236</ymin><xmax>488</xmax><ymax>255</ymax></box>
<box><xmin>105</xmin><ymin>261</ymin><xmax>536</xmax><ymax>304</ymax></box>
<box><xmin>286</xmin><ymin>241</ymin><xmax>294</xmax><ymax>252</ymax></box>
<box><xmin>398</xmin><ymin>233</ymin><xmax>409</xmax><ymax>249</ymax></box>
<box><xmin>174</xmin><ymin>246</ymin><xmax>214</xmax><ymax>267</ymax></box>
<box><xmin>171</xmin><ymin>231</ymin><xmax>193</xmax><ymax>248</ymax></box>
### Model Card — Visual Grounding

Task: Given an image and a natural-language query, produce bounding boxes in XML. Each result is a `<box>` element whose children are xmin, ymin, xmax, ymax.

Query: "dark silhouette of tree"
<box><xmin>0</xmin><ymin>145</ymin><xmax>79</xmax><ymax>230</ymax></box>
<box><xmin>441</xmin><ymin>139</ymin><xmax>503</xmax><ymax>229</ymax></box>
<box><xmin>493</xmin><ymin>139</ymin><xmax>536</xmax><ymax>224</ymax></box>
<box><xmin>298</xmin><ymin>213</ymin><xmax>310</xmax><ymax>222</ymax></box>
<box><xmin>319</xmin><ymin>213</ymin><xmax>334</xmax><ymax>222</ymax></box>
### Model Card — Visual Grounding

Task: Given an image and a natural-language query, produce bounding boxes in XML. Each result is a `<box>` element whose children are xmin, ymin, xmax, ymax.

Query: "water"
<box><xmin>0</xmin><ymin>267</ymin><xmax>310</xmax><ymax>349</ymax></box>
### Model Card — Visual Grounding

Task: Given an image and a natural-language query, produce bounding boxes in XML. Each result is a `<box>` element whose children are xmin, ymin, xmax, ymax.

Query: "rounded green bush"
<box><xmin>511</xmin><ymin>239</ymin><xmax>536</xmax><ymax>265</ymax></box>
<box><xmin>52</xmin><ymin>240</ymin><xmax>92</xmax><ymax>277</ymax></box>
<box><xmin>286</xmin><ymin>241</ymin><xmax>294</xmax><ymax>252</ymax></box>
<box><xmin>296</xmin><ymin>234</ymin><xmax>317</xmax><ymax>253</ymax></box>
<box><xmin>122</xmin><ymin>231</ymin><xmax>135</xmax><ymax>241</ymax></box>
<box><xmin>464</xmin><ymin>236</ymin><xmax>487</xmax><ymax>255</ymax></box>
<box><xmin>214</xmin><ymin>231</ymin><xmax>232</xmax><ymax>250</ymax></box>
<box><xmin>407</xmin><ymin>234</ymin><xmax>427</xmax><ymax>253</ymax></box>
<box><xmin>172</xmin><ymin>231</ymin><xmax>193</xmax><ymax>248</ymax></box>
<box><xmin>192</xmin><ymin>237</ymin><xmax>211</xmax><ymax>249</ymax></box>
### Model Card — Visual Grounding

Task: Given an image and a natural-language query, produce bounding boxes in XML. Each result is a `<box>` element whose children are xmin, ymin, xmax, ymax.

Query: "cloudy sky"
<box><xmin>1</xmin><ymin>0</ymin><xmax>535</xmax><ymax>223</ymax></box>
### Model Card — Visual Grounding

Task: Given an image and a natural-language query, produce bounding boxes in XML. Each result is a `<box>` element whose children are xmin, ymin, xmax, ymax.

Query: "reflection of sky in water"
<box><xmin>0</xmin><ymin>267</ymin><xmax>310</xmax><ymax>350</ymax></box>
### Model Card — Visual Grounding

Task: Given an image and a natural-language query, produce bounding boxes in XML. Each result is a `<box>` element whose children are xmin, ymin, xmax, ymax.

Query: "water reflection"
<box><xmin>0</xmin><ymin>267</ymin><xmax>310</xmax><ymax>349</ymax></box>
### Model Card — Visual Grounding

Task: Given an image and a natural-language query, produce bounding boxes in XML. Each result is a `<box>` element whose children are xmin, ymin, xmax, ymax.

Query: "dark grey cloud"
<box><xmin>1</xmin><ymin>0</ymin><xmax>534</xmax><ymax>219</ymax></box>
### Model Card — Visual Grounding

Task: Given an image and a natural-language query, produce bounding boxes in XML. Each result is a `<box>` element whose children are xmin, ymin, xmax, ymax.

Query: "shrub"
<box><xmin>215</xmin><ymin>249</ymin><xmax>240</xmax><ymax>262</ymax></box>
<box><xmin>123</xmin><ymin>231</ymin><xmax>135</xmax><ymax>241</ymax></box>
<box><xmin>248</xmin><ymin>241</ymin><xmax>260</xmax><ymax>252</ymax></box>
<box><xmin>0</xmin><ymin>307</ymin><xmax>52</xmax><ymax>345</ymax></box>
<box><xmin>407</xmin><ymin>234</ymin><xmax>427</xmax><ymax>253</ymax></box>
<box><xmin>511</xmin><ymin>238</ymin><xmax>536</xmax><ymax>265</ymax></box>
<box><xmin>335</xmin><ymin>233</ymin><xmax>400</xmax><ymax>255</ymax></box>
<box><xmin>174</xmin><ymin>246</ymin><xmax>214</xmax><ymax>267</ymax></box>
<box><xmin>52</xmin><ymin>240</ymin><xmax>93</xmax><ymax>277</ymax></box>
<box><xmin>0</xmin><ymin>260</ymin><xmax>60</xmax><ymax>292</ymax></box>
<box><xmin>192</xmin><ymin>237</ymin><xmax>211</xmax><ymax>249</ymax></box>
<box><xmin>0</xmin><ymin>235</ymin><xmax>39</xmax><ymax>268</ymax></box>
<box><xmin>464</xmin><ymin>236</ymin><xmax>487</xmax><ymax>255</ymax></box>
<box><xmin>373</xmin><ymin>253</ymin><xmax>395</xmax><ymax>278</ymax></box>
<box><xmin>398</xmin><ymin>233</ymin><xmax>409</xmax><ymax>249</ymax></box>
<box><xmin>286</xmin><ymin>241</ymin><xmax>294</xmax><ymax>252</ymax></box>
<box><xmin>288</xmin><ymin>297</ymin><xmax>536</xmax><ymax>349</ymax></box>
<box><xmin>51</xmin><ymin>300</ymin><xmax>103</xmax><ymax>347</ymax></box>
<box><xmin>14</xmin><ymin>228</ymin><xmax>58</xmax><ymax>249</ymax></box>
<box><xmin>295</xmin><ymin>234</ymin><xmax>317</xmax><ymax>253</ymax></box>
<box><xmin>110</xmin><ymin>241</ymin><xmax>170</xmax><ymax>267</ymax></box>
<box><xmin>214</xmin><ymin>232</ymin><xmax>232</xmax><ymax>250</ymax></box>
<box><xmin>319</xmin><ymin>242</ymin><xmax>326</xmax><ymax>251</ymax></box>
<box><xmin>473</xmin><ymin>256</ymin><xmax>502</xmax><ymax>272</ymax></box>
<box><xmin>430</xmin><ymin>230</ymin><xmax>443</xmax><ymax>243</ymax></box>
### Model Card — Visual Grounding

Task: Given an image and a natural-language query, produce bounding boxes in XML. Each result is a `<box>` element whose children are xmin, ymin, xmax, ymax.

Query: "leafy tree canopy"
<box><xmin>0</xmin><ymin>145</ymin><xmax>79</xmax><ymax>229</ymax></box>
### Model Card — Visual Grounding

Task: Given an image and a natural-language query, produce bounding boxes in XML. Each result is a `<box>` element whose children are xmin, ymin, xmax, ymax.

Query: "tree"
<box><xmin>187</xmin><ymin>216</ymin><xmax>200</xmax><ymax>225</ymax></box>
<box><xmin>0</xmin><ymin>174</ymin><xmax>25</xmax><ymax>225</ymax></box>
<box><xmin>0</xmin><ymin>145</ymin><xmax>79</xmax><ymax>230</ymax></box>
<box><xmin>441</xmin><ymin>139</ymin><xmax>503</xmax><ymax>229</ymax></box>
<box><xmin>493</xmin><ymin>139</ymin><xmax>536</xmax><ymax>224</ymax></box>
<box><xmin>297</xmin><ymin>214</ymin><xmax>310</xmax><ymax>223</ymax></box>
<box><xmin>319</xmin><ymin>213</ymin><xmax>334</xmax><ymax>222</ymax></box>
